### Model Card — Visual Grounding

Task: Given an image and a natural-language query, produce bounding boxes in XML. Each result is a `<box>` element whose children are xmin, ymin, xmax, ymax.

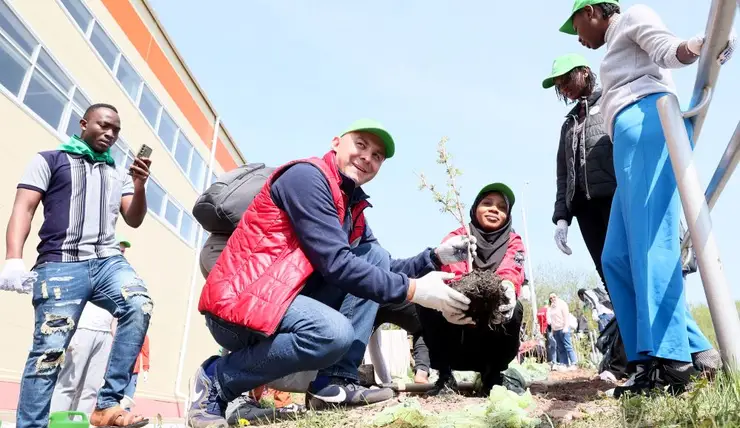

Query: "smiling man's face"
<box><xmin>331</xmin><ymin>131</ymin><xmax>386</xmax><ymax>186</ymax></box>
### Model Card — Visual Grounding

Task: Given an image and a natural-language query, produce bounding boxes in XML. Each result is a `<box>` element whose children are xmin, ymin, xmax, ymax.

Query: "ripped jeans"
<box><xmin>16</xmin><ymin>256</ymin><xmax>152</xmax><ymax>428</ymax></box>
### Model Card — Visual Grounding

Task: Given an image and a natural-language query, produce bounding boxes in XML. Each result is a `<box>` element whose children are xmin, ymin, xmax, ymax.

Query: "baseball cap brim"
<box><xmin>118</xmin><ymin>239</ymin><xmax>131</xmax><ymax>248</ymax></box>
<box><xmin>559</xmin><ymin>0</ymin><xmax>620</xmax><ymax>35</ymax></box>
<box><xmin>542</xmin><ymin>54</ymin><xmax>590</xmax><ymax>89</ymax></box>
<box><xmin>342</xmin><ymin>119</ymin><xmax>395</xmax><ymax>159</ymax></box>
<box><xmin>476</xmin><ymin>182</ymin><xmax>516</xmax><ymax>208</ymax></box>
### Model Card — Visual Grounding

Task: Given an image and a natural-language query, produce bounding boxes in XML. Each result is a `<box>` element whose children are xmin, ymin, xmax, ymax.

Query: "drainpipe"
<box><xmin>173</xmin><ymin>116</ymin><xmax>221</xmax><ymax>414</ymax></box>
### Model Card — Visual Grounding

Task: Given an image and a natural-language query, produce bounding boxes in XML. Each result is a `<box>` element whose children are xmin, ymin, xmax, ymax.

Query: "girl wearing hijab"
<box><xmin>419</xmin><ymin>183</ymin><xmax>526</xmax><ymax>396</ymax></box>
<box><xmin>559</xmin><ymin>0</ymin><xmax>733</xmax><ymax>396</ymax></box>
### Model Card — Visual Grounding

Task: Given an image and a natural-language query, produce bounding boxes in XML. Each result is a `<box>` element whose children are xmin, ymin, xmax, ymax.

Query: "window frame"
<box><xmin>56</xmin><ymin>0</ymin><xmax>213</xmax><ymax>193</ymax></box>
<box><xmin>0</xmin><ymin>0</ymin><xmax>202</xmax><ymax>248</ymax></box>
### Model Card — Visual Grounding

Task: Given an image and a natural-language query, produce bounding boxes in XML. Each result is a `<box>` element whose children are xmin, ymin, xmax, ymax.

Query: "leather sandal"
<box><xmin>90</xmin><ymin>406</ymin><xmax>149</xmax><ymax>428</ymax></box>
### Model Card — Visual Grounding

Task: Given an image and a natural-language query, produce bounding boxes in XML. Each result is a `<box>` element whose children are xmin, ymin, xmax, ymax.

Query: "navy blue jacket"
<box><xmin>270</xmin><ymin>163</ymin><xmax>438</xmax><ymax>304</ymax></box>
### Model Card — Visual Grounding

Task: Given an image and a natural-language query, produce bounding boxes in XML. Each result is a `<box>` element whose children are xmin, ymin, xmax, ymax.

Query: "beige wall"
<box><xmin>0</xmin><ymin>2</ymin><xmax>223</xmax><ymax>403</ymax></box>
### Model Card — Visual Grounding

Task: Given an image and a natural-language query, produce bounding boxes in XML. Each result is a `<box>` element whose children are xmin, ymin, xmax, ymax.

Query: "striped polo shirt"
<box><xmin>18</xmin><ymin>150</ymin><xmax>134</xmax><ymax>265</ymax></box>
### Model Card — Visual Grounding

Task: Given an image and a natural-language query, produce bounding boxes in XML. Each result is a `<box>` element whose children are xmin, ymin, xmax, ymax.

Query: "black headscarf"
<box><xmin>469</xmin><ymin>191</ymin><xmax>512</xmax><ymax>271</ymax></box>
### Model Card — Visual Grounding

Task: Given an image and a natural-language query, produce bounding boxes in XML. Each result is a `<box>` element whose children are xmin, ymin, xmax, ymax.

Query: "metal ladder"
<box><xmin>657</xmin><ymin>0</ymin><xmax>740</xmax><ymax>370</ymax></box>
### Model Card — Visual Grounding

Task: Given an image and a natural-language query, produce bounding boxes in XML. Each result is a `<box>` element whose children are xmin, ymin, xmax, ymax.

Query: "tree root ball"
<box><xmin>451</xmin><ymin>270</ymin><xmax>509</xmax><ymax>328</ymax></box>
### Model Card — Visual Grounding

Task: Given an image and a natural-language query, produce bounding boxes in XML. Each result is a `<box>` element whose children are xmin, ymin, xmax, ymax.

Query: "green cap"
<box><xmin>341</xmin><ymin>119</ymin><xmax>395</xmax><ymax>159</ymax></box>
<box><xmin>542</xmin><ymin>53</ymin><xmax>590</xmax><ymax>89</ymax></box>
<box><xmin>559</xmin><ymin>0</ymin><xmax>619</xmax><ymax>35</ymax></box>
<box><xmin>476</xmin><ymin>182</ymin><xmax>516</xmax><ymax>209</ymax></box>
<box><xmin>117</xmin><ymin>235</ymin><xmax>131</xmax><ymax>248</ymax></box>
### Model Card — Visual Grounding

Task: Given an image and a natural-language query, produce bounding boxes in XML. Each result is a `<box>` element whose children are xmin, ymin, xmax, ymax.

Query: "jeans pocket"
<box><xmin>206</xmin><ymin>316</ymin><xmax>250</xmax><ymax>351</ymax></box>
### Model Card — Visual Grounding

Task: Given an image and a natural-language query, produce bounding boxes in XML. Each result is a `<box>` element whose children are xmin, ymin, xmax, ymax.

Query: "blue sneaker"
<box><xmin>306</xmin><ymin>376</ymin><xmax>394</xmax><ymax>410</ymax></box>
<box><xmin>187</xmin><ymin>356</ymin><xmax>229</xmax><ymax>428</ymax></box>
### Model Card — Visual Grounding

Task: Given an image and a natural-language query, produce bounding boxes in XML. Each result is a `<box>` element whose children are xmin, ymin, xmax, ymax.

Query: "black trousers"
<box><xmin>573</xmin><ymin>196</ymin><xmax>613</xmax><ymax>291</ymax></box>
<box><xmin>418</xmin><ymin>301</ymin><xmax>523</xmax><ymax>385</ymax></box>
<box><xmin>373</xmin><ymin>301</ymin><xmax>430</xmax><ymax>373</ymax></box>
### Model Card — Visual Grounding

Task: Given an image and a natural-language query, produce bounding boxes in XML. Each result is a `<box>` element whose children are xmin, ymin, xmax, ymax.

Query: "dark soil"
<box><xmin>451</xmin><ymin>270</ymin><xmax>508</xmax><ymax>328</ymax></box>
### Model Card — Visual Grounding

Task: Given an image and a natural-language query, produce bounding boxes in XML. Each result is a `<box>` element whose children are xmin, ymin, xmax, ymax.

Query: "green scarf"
<box><xmin>58</xmin><ymin>135</ymin><xmax>115</xmax><ymax>166</ymax></box>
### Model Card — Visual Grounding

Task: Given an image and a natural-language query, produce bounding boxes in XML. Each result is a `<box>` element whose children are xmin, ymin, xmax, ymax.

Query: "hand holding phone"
<box><xmin>129</xmin><ymin>144</ymin><xmax>152</xmax><ymax>184</ymax></box>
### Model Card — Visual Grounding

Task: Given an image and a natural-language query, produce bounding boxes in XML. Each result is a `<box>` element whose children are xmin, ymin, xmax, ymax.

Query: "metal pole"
<box><xmin>520</xmin><ymin>181</ymin><xmax>539</xmax><ymax>336</ymax></box>
<box><xmin>657</xmin><ymin>94</ymin><xmax>740</xmax><ymax>371</ymax></box>
<box><xmin>681</xmin><ymin>121</ymin><xmax>740</xmax><ymax>252</ymax></box>
<box><xmin>686</xmin><ymin>0</ymin><xmax>737</xmax><ymax>141</ymax></box>
<box><xmin>174</xmin><ymin>116</ymin><xmax>221</xmax><ymax>409</ymax></box>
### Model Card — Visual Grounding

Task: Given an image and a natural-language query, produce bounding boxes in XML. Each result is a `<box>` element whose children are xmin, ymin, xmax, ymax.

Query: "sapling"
<box><xmin>417</xmin><ymin>137</ymin><xmax>472</xmax><ymax>271</ymax></box>
<box><xmin>417</xmin><ymin>137</ymin><xmax>510</xmax><ymax>329</ymax></box>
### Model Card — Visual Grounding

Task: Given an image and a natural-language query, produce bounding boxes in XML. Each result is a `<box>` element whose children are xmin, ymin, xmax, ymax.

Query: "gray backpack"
<box><xmin>192</xmin><ymin>163</ymin><xmax>276</xmax><ymax>234</ymax></box>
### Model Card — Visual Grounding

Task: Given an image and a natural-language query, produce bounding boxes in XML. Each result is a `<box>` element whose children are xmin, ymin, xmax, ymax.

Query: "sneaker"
<box><xmin>425</xmin><ymin>370</ymin><xmax>458</xmax><ymax>397</ymax></box>
<box><xmin>692</xmin><ymin>348</ymin><xmax>721</xmax><ymax>376</ymax></box>
<box><xmin>655</xmin><ymin>359</ymin><xmax>696</xmax><ymax>396</ymax></box>
<box><xmin>306</xmin><ymin>376</ymin><xmax>394</xmax><ymax>410</ymax></box>
<box><xmin>187</xmin><ymin>356</ymin><xmax>229</xmax><ymax>428</ymax></box>
<box><xmin>226</xmin><ymin>395</ymin><xmax>304</xmax><ymax>426</ymax></box>
<box><xmin>612</xmin><ymin>361</ymin><xmax>653</xmax><ymax>398</ymax></box>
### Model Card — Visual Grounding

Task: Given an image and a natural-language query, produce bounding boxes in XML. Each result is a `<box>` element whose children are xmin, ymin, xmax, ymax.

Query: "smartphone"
<box><xmin>136</xmin><ymin>144</ymin><xmax>153</xmax><ymax>159</ymax></box>
<box><xmin>128</xmin><ymin>144</ymin><xmax>152</xmax><ymax>175</ymax></box>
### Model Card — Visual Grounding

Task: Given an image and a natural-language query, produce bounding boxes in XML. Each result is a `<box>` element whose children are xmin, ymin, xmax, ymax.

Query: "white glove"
<box><xmin>410</xmin><ymin>271</ymin><xmax>470</xmax><ymax>316</ymax></box>
<box><xmin>592</xmin><ymin>309</ymin><xmax>599</xmax><ymax>322</ymax></box>
<box><xmin>0</xmin><ymin>259</ymin><xmax>36</xmax><ymax>294</ymax></box>
<box><xmin>141</xmin><ymin>371</ymin><xmax>149</xmax><ymax>383</ymax></box>
<box><xmin>554</xmin><ymin>220</ymin><xmax>572</xmax><ymax>255</ymax></box>
<box><xmin>493</xmin><ymin>280</ymin><xmax>517</xmax><ymax>324</ymax></box>
<box><xmin>434</xmin><ymin>235</ymin><xmax>477</xmax><ymax>265</ymax></box>
<box><xmin>443</xmin><ymin>309</ymin><xmax>475</xmax><ymax>326</ymax></box>
<box><xmin>687</xmin><ymin>30</ymin><xmax>737</xmax><ymax>65</ymax></box>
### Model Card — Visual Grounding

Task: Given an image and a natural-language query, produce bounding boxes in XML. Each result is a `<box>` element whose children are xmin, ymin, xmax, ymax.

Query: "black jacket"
<box><xmin>552</xmin><ymin>90</ymin><xmax>617</xmax><ymax>225</ymax></box>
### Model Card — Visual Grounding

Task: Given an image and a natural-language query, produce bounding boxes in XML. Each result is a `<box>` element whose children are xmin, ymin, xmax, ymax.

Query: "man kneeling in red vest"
<box><xmin>187</xmin><ymin>119</ymin><xmax>475</xmax><ymax>427</ymax></box>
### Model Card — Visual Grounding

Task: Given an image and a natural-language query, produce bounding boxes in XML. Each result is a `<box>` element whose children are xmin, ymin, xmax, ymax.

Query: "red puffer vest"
<box><xmin>198</xmin><ymin>151</ymin><xmax>368</xmax><ymax>336</ymax></box>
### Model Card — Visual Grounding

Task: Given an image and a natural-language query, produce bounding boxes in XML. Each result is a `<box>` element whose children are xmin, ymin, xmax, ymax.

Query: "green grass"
<box><xmin>568</xmin><ymin>372</ymin><xmax>740</xmax><ymax>428</ymax></box>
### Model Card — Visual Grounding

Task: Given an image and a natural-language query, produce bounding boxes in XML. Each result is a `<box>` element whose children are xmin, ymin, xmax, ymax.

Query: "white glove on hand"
<box><xmin>687</xmin><ymin>30</ymin><xmax>737</xmax><ymax>65</ymax></box>
<box><xmin>410</xmin><ymin>271</ymin><xmax>470</xmax><ymax>316</ymax></box>
<box><xmin>142</xmin><ymin>371</ymin><xmax>149</xmax><ymax>383</ymax></box>
<box><xmin>435</xmin><ymin>235</ymin><xmax>477</xmax><ymax>265</ymax></box>
<box><xmin>554</xmin><ymin>220</ymin><xmax>572</xmax><ymax>255</ymax></box>
<box><xmin>592</xmin><ymin>309</ymin><xmax>599</xmax><ymax>322</ymax></box>
<box><xmin>0</xmin><ymin>259</ymin><xmax>35</xmax><ymax>294</ymax></box>
<box><xmin>443</xmin><ymin>308</ymin><xmax>475</xmax><ymax>326</ymax></box>
<box><xmin>494</xmin><ymin>280</ymin><xmax>517</xmax><ymax>324</ymax></box>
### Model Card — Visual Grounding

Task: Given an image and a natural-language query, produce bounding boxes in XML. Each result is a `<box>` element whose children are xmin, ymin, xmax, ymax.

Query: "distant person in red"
<box><xmin>122</xmin><ymin>335</ymin><xmax>149</xmax><ymax>408</ymax></box>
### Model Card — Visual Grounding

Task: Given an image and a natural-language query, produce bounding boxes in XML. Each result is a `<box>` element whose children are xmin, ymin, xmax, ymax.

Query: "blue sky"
<box><xmin>148</xmin><ymin>0</ymin><xmax>739</xmax><ymax>304</ymax></box>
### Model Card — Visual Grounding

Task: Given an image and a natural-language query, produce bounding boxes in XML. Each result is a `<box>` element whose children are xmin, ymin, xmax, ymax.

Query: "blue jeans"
<box><xmin>546</xmin><ymin>330</ymin><xmax>557</xmax><ymax>363</ymax></box>
<box><xmin>602</xmin><ymin>93</ymin><xmax>712</xmax><ymax>363</ymax></box>
<box><xmin>553</xmin><ymin>330</ymin><xmax>577</xmax><ymax>366</ymax></box>
<box><xmin>598</xmin><ymin>313</ymin><xmax>614</xmax><ymax>333</ymax></box>
<box><xmin>123</xmin><ymin>373</ymin><xmax>139</xmax><ymax>399</ymax></box>
<box><xmin>208</xmin><ymin>243</ymin><xmax>386</xmax><ymax>402</ymax></box>
<box><xmin>17</xmin><ymin>256</ymin><xmax>152</xmax><ymax>428</ymax></box>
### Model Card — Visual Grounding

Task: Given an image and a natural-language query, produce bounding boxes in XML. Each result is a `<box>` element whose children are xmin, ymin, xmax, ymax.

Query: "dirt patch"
<box><xmin>451</xmin><ymin>270</ymin><xmax>507</xmax><ymax>328</ymax></box>
<box><xmin>530</xmin><ymin>368</ymin><xmax>616</xmax><ymax>425</ymax></box>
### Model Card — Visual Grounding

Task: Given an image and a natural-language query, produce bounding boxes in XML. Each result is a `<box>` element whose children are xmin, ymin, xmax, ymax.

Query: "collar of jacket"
<box><xmin>564</xmin><ymin>88</ymin><xmax>603</xmax><ymax>118</ymax></box>
<box><xmin>324</xmin><ymin>150</ymin><xmax>371</xmax><ymax>206</ymax></box>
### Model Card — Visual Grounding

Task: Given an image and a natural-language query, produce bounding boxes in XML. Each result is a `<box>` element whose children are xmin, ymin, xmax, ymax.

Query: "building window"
<box><xmin>174</xmin><ymin>133</ymin><xmax>193</xmax><ymax>172</ymax></box>
<box><xmin>89</xmin><ymin>22</ymin><xmax>118</xmax><ymax>70</ymax></box>
<box><xmin>23</xmin><ymin>68</ymin><xmax>67</xmax><ymax>129</ymax></box>
<box><xmin>189</xmin><ymin>151</ymin><xmax>205</xmax><ymax>190</ymax></box>
<box><xmin>157</xmin><ymin>111</ymin><xmax>177</xmax><ymax>151</ymax></box>
<box><xmin>115</xmin><ymin>56</ymin><xmax>141</xmax><ymax>101</ymax></box>
<box><xmin>146</xmin><ymin>179</ymin><xmax>166</xmax><ymax>215</ymax></box>
<box><xmin>138</xmin><ymin>84</ymin><xmax>161</xmax><ymax>128</ymax></box>
<box><xmin>109</xmin><ymin>143</ymin><xmax>127</xmax><ymax>167</ymax></box>
<box><xmin>180</xmin><ymin>212</ymin><xmax>195</xmax><ymax>245</ymax></box>
<box><xmin>0</xmin><ymin>1</ymin><xmax>37</xmax><ymax>55</ymax></box>
<box><xmin>60</xmin><ymin>0</ymin><xmax>92</xmax><ymax>32</ymax></box>
<box><xmin>164</xmin><ymin>199</ymin><xmax>181</xmax><ymax>228</ymax></box>
<box><xmin>0</xmin><ymin>33</ymin><xmax>29</xmax><ymax>96</ymax></box>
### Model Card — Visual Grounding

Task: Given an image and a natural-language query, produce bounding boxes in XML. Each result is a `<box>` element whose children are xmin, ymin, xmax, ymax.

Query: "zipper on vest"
<box><xmin>583</xmin><ymin>100</ymin><xmax>591</xmax><ymax>200</ymax></box>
